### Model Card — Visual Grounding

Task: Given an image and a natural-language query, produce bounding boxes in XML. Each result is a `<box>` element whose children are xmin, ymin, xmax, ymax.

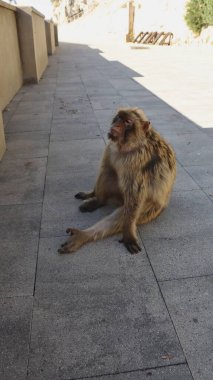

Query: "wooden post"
<box><xmin>126</xmin><ymin>0</ymin><xmax>135</xmax><ymax>42</ymax></box>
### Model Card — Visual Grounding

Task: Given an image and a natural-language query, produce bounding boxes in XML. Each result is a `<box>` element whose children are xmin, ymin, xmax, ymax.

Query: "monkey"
<box><xmin>58</xmin><ymin>108</ymin><xmax>176</xmax><ymax>255</ymax></box>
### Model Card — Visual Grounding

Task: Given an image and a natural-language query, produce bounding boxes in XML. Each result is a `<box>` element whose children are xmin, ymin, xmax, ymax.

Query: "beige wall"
<box><xmin>32</xmin><ymin>10</ymin><xmax>48</xmax><ymax>80</ymax></box>
<box><xmin>54</xmin><ymin>24</ymin><xmax>59</xmax><ymax>46</ymax></box>
<box><xmin>0</xmin><ymin>110</ymin><xmax>6</xmax><ymax>161</ymax></box>
<box><xmin>45</xmin><ymin>21</ymin><xmax>56</xmax><ymax>55</ymax></box>
<box><xmin>0</xmin><ymin>1</ymin><xmax>23</xmax><ymax>110</ymax></box>
<box><xmin>17</xmin><ymin>7</ymin><xmax>48</xmax><ymax>83</ymax></box>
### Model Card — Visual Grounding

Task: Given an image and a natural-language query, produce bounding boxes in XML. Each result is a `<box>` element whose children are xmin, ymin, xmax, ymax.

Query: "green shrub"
<box><xmin>185</xmin><ymin>0</ymin><xmax>213</xmax><ymax>35</ymax></box>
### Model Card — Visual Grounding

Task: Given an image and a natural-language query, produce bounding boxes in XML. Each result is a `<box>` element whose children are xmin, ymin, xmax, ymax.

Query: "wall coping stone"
<box><xmin>17</xmin><ymin>6</ymin><xmax>45</xmax><ymax>19</ymax></box>
<box><xmin>0</xmin><ymin>0</ymin><xmax>16</xmax><ymax>11</ymax></box>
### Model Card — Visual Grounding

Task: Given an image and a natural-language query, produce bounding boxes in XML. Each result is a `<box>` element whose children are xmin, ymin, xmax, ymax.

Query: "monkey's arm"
<box><xmin>119</xmin><ymin>176</ymin><xmax>143</xmax><ymax>254</ymax></box>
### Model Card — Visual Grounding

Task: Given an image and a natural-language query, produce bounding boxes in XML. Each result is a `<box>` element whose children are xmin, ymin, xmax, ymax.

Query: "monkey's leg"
<box><xmin>79</xmin><ymin>169</ymin><xmax>122</xmax><ymax>213</ymax></box>
<box><xmin>79</xmin><ymin>197</ymin><xmax>104</xmax><ymax>213</ymax></box>
<box><xmin>58</xmin><ymin>207</ymin><xmax>124</xmax><ymax>254</ymax></box>
<box><xmin>138</xmin><ymin>204</ymin><xmax>164</xmax><ymax>225</ymax></box>
<box><xmin>75</xmin><ymin>190</ymin><xmax>95</xmax><ymax>200</ymax></box>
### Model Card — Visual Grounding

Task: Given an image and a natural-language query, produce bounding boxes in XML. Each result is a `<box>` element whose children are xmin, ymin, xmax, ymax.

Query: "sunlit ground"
<box><xmin>58</xmin><ymin>4</ymin><xmax>213</xmax><ymax>131</ymax></box>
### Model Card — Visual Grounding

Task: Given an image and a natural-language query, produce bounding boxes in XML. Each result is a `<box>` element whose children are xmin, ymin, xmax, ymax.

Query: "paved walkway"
<box><xmin>1</xmin><ymin>25</ymin><xmax>213</xmax><ymax>380</ymax></box>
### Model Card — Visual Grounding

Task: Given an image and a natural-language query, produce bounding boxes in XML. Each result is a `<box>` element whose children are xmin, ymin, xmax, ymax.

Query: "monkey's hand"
<box><xmin>58</xmin><ymin>228</ymin><xmax>88</xmax><ymax>254</ymax></box>
<box><xmin>119</xmin><ymin>237</ymin><xmax>141</xmax><ymax>254</ymax></box>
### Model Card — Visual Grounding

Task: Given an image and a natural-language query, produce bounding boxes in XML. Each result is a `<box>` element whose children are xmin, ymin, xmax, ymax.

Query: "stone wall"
<box><xmin>0</xmin><ymin>0</ymin><xmax>58</xmax><ymax>161</ymax></box>
<box><xmin>0</xmin><ymin>1</ymin><xmax>23</xmax><ymax>110</ymax></box>
<box><xmin>17</xmin><ymin>7</ymin><xmax>48</xmax><ymax>83</ymax></box>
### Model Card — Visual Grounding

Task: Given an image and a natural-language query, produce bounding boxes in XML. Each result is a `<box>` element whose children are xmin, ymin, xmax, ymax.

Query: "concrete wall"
<box><xmin>0</xmin><ymin>1</ymin><xmax>23</xmax><ymax>110</ymax></box>
<box><xmin>17</xmin><ymin>7</ymin><xmax>48</xmax><ymax>83</ymax></box>
<box><xmin>32</xmin><ymin>9</ymin><xmax>48</xmax><ymax>80</ymax></box>
<box><xmin>0</xmin><ymin>110</ymin><xmax>6</xmax><ymax>161</ymax></box>
<box><xmin>54</xmin><ymin>24</ymin><xmax>59</xmax><ymax>46</ymax></box>
<box><xmin>45</xmin><ymin>20</ymin><xmax>56</xmax><ymax>55</ymax></box>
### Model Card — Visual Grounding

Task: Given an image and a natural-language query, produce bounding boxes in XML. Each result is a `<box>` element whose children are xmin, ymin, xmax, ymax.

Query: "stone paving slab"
<box><xmin>139</xmin><ymin>190</ymin><xmax>213</xmax><ymax>239</ymax></box>
<box><xmin>40</xmin><ymin>171</ymin><xmax>114</xmax><ymax>237</ymax></box>
<box><xmin>82</xmin><ymin>364</ymin><xmax>193</xmax><ymax>380</ymax></box>
<box><xmin>165</xmin><ymin>132</ymin><xmax>213</xmax><ymax>166</ymax></box>
<box><xmin>173</xmin><ymin>163</ymin><xmax>199</xmax><ymax>192</ymax></box>
<box><xmin>46</xmin><ymin>139</ymin><xmax>105</xmax><ymax>176</ymax></box>
<box><xmin>0</xmin><ymin>297</ymin><xmax>32</xmax><ymax>380</ymax></box>
<box><xmin>0</xmin><ymin>158</ymin><xmax>46</xmax><ymax>205</ymax></box>
<box><xmin>160</xmin><ymin>277</ymin><xmax>213</xmax><ymax>380</ymax></box>
<box><xmin>50</xmin><ymin>121</ymin><xmax>101</xmax><ymax>141</ymax></box>
<box><xmin>184</xmin><ymin>165</ymin><xmax>213</xmax><ymax>189</ymax></box>
<box><xmin>0</xmin><ymin>204</ymin><xmax>41</xmax><ymax>297</ymax></box>
<box><xmin>27</xmin><ymin>238</ymin><xmax>185</xmax><ymax>379</ymax></box>
<box><xmin>143</xmin><ymin>236</ymin><xmax>213</xmax><ymax>281</ymax></box>
<box><xmin>4</xmin><ymin>132</ymin><xmax>49</xmax><ymax>160</ymax></box>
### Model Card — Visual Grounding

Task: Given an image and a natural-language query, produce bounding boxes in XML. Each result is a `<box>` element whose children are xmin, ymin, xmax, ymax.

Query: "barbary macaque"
<box><xmin>58</xmin><ymin>108</ymin><xmax>176</xmax><ymax>254</ymax></box>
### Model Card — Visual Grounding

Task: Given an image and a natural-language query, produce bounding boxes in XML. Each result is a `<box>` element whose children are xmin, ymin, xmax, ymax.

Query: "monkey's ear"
<box><xmin>141</xmin><ymin>121</ymin><xmax>151</xmax><ymax>131</ymax></box>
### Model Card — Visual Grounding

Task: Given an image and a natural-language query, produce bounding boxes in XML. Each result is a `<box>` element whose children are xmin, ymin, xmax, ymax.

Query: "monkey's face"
<box><xmin>108</xmin><ymin>109</ymin><xmax>150</xmax><ymax>149</ymax></box>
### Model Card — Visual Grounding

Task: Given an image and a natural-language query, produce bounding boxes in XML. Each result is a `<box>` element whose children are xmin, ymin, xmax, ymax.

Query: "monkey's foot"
<box><xmin>79</xmin><ymin>199</ymin><xmax>102</xmax><ymax>213</ymax></box>
<box><xmin>58</xmin><ymin>228</ymin><xmax>88</xmax><ymax>254</ymax></box>
<box><xmin>75</xmin><ymin>192</ymin><xmax>88</xmax><ymax>200</ymax></box>
<box><xmin>119</xmin><ymin>238</ymin><xmax>142</xmax><ymax>254</ymax></box>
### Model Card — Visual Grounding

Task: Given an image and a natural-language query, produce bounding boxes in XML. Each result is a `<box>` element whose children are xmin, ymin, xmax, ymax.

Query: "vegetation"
<box><xmin>185</xmin><ymin>0</ymin><xmax>213</xmax><ymax>35</ymax></box>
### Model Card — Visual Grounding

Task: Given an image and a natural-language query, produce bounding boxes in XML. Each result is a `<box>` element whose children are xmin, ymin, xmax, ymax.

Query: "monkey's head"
<box><xmin>108</xmin><ymin>108</ymin><xmax>151</xmax><ymax>151</ymax></box>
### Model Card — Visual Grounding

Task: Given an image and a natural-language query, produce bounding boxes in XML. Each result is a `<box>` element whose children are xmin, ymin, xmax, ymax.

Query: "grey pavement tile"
<box><xmin>204</xmin><ymin>188</ymin><xmax>213</xmax><ymax>203</ymax></box>
<box><xmin>139</xmin><ymin>190</ymin><xmax>213</xmax><ymax>239</ymax></box>
<box><xmin>46</xmin><ymin>138</ymin><xmax>105</xmax><ymax>176</ymax></box>
<box><xmin>82</xmin><ymin>364</ymin><xmax>193</xmax><ymax>379</ymax></box>
<box><xmin>8</xmin><ymin>112</ymin><xmax>52</xmax><ymax>125</ymax></box>
<box><xmin>57</xmin><ymin>77</ymin><xmax>83</xmax><ymax>85</ymax></box>
<box><xmin>165</xmin><ymin>132</ymin><xmax>213</xmax><ymax>166</ymax></box>
<box><xmin>0</xmin><ymin>203</ymin><xmax>41</xmax><ymax>239</ymax></box>
<box><xmin>6</xmin><ymin>119</ymin><xmax>52</xmax><ymax>134</ymax></box>
<box><xmin>0</xmin><ymin>204</ymin><xmax>42</xmax><ymax>296</ymax></box>
<box><xmin>86</xmin><ymin>86</ymin><xmax>120</xmax><ymax>96</ymax></box>
<box><xmin>51</xmin><ymin>121</ymin><xmax>101</xmax><ymax>141</ymax></box>
<box><xmin>152</xmin><ymin>117</ymin><xmax>201</xmax><ymax>135</ymax></box>
<box><xmin>173</xmin><ymin>164</ymin><xmax>199</xmax><ymax>192</ymax></box>
<box><xmin>25</xmin><ymin>83</ymin><xmax>56</xmax><ymax>93</ymax></box>
<box><xmin>40</xmin><ymin>171</ymin><xmax>114</xmax><ymax>237</ymax></box>
<box><xmin>57</xmin><ymin>84</ymin><xmax>85</xmax><ymax>94</ymax></box>
<box><xmin>54</xmin><ymin>94</ymin><xmax>88</xmax><ymax>103</ymax></box>
<box><xmin>0</xmin><ymin>296</ymin><xmax>33</xmax><ymax>380</ymax></box>
<box><xmin>27</xmin><ymin>239</ymin><xmax>185</xmax><ymax>379</ymax></box>
<box><xmin>21</xmin><ymin>92</ymin><xmax>55</xmax><ymax>102</ymax></box>
<box><xmin>39</xmin><ymin>77</ymin><xmax>57</xmax><ymax>85</ymax></box>
<box><xmin>53</xmin><ymin>98</ymin><xmax>95</xmax><ymax>121</ymax></box>
<box><xmin>4</xmin><ymin>132</ymin><xmax>49</xmax><ymax>159</ymax></box>
<box><xmin>0</xmin><ymin>238</ymin><xmax>39</xmax><ymax>297</ymax></box>
<box><xmin>89</xmin><ymin>95</ymin><xmax>130</xmax><ymax>110</ymax></box>
<box><xmin>184</xmin><ymin>165</ymin><xmax>213</xmax><ymax>189</ymax></box>
<box><xmin>143</xmin><ymin>235</ymin><xmax>213</xmax><ymax>281</ymax></box>
<box><xmin>118</xmin><ymin>89</ymin><xmax>155</xmax><ymax>97</ymax></box>
<box><xmin>203</xmin><ymin>127</ymin><xmax>213</xmax><ymax>138</ymax></box>
<box><xmin>0</xmin><ymin>158</ymin><xmax>46</xmax><ymax>205</ymax></box>
<box><xmin>15</xmin><ymin>101</ymin><xmax>53</xmax><ymax>115</ymax></box>
<box><xmin>110</xmin><ymin>78</ymin><xmax>143</xmax><ymax>91</ymax></box>
<box><xmin>160</xmin><ymin>276</ymin><xmax>213</xmax><ymax>380</ymax></box>
<box><xmin>148</xmin><ymin>111</ymin><xmax>200</xmax><ymax>133</ymax></box>
<box><xmin>5</xmin><ymin>113</ymin><xmax>52</xmax><ymax>133</ymax></box>
<box><xmin>94</xmin><ymin>109</ymin><xmax>114</xmax><ymax>130</ymax></box>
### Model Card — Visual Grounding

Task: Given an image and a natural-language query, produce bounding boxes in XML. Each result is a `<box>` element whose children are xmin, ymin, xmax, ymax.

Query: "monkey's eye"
<box><xmin>112</xmin><ymin>115</ymin><xmax>120</xmax><ymax>124</ymax></box>
<box><xmin>125</xmin><ymin>119</ymin><xmax>134</xmax><ymax>130</ymax></box>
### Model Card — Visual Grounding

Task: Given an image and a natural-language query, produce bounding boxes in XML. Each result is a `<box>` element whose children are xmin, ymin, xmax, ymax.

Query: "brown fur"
<box><xmin>58</xmin><ymin>108</ymin><xmax>176</xmax><ymax>254</ymax></box>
